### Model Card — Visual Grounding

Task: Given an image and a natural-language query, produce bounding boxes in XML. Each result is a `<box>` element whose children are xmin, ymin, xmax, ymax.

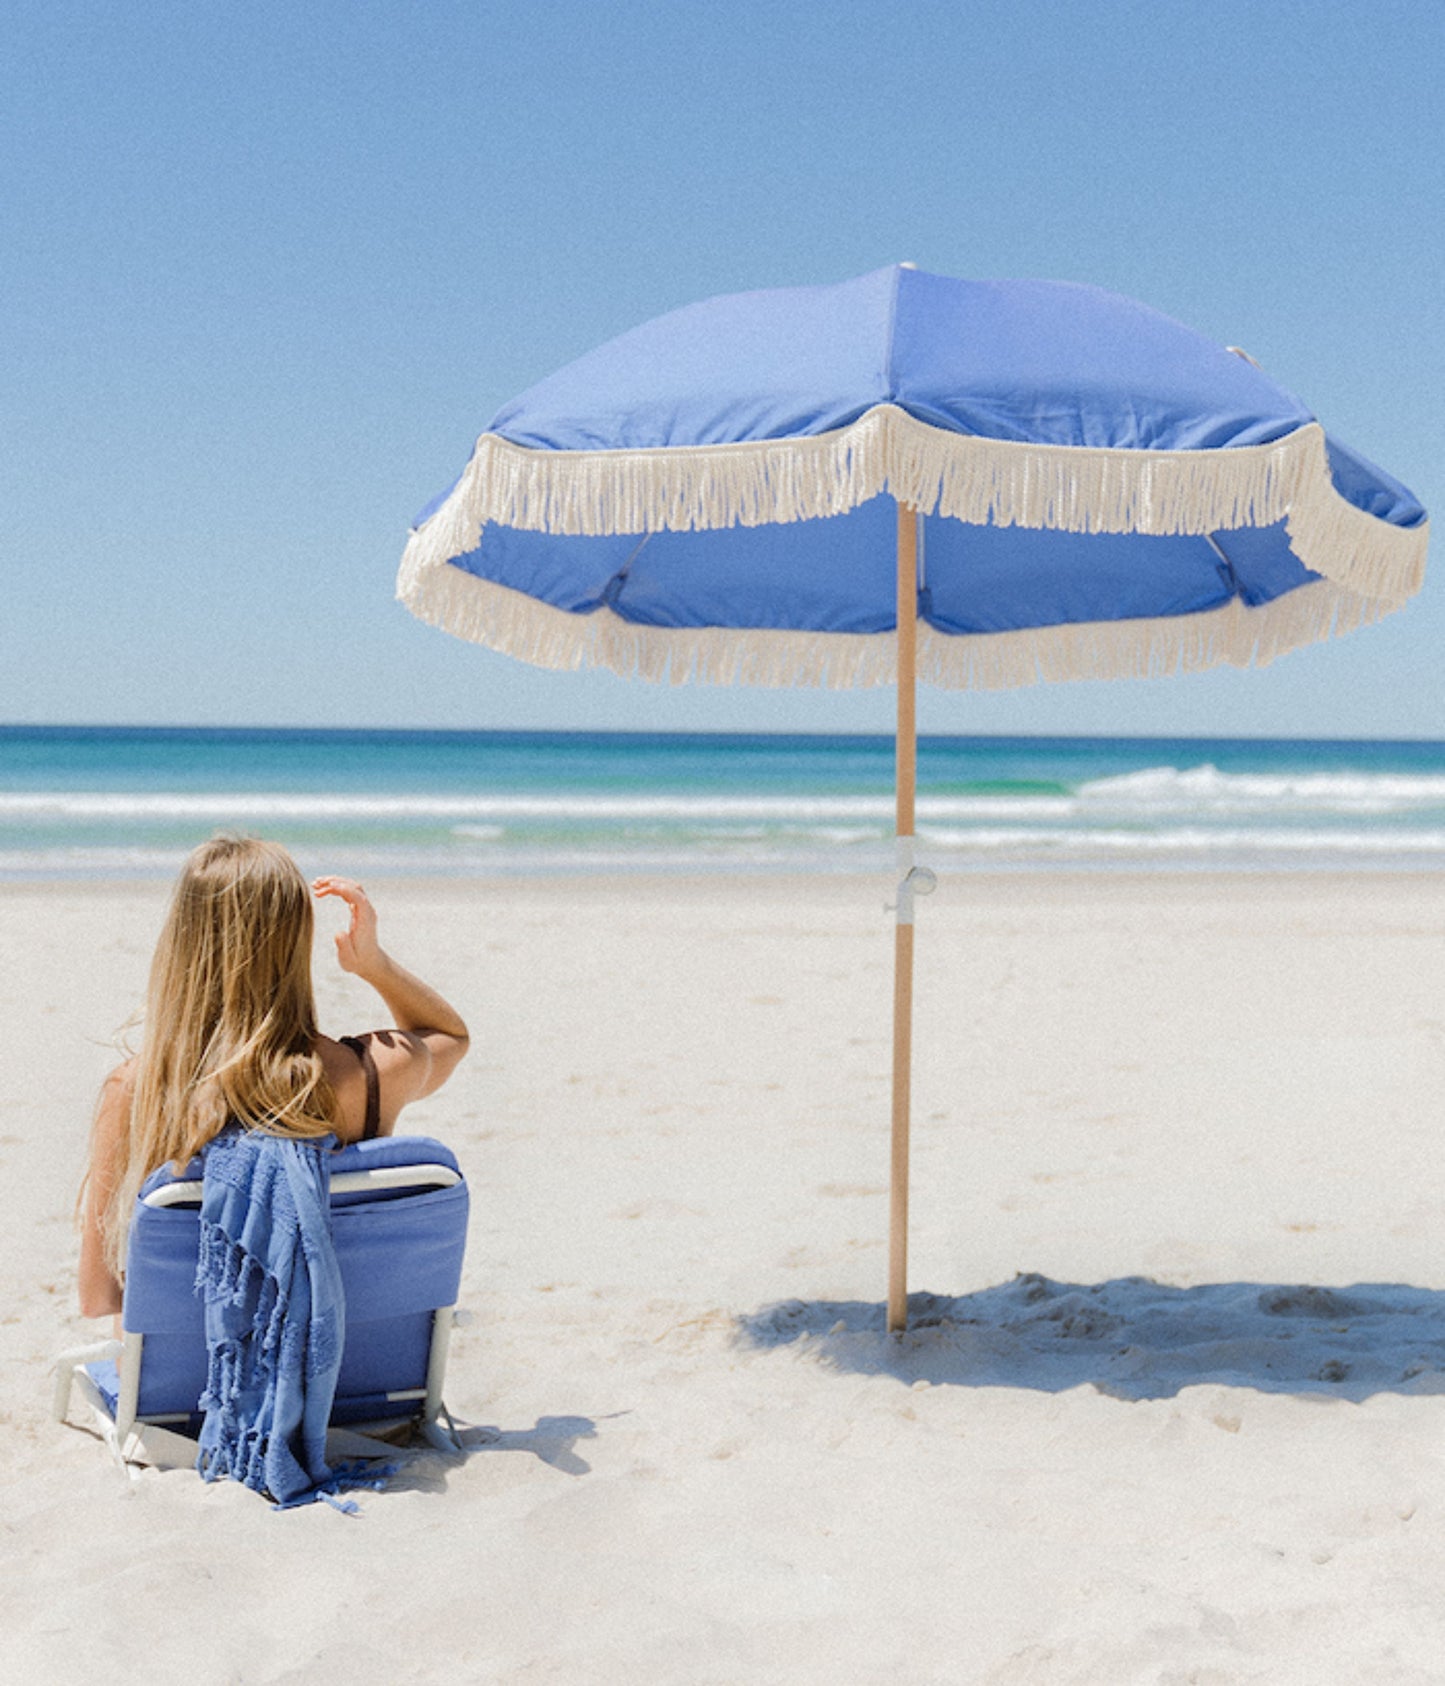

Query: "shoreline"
<box><xmin>4</xmin><ymin>864</ymin><xmax>1445</xmax><ymax>901</ymax></box>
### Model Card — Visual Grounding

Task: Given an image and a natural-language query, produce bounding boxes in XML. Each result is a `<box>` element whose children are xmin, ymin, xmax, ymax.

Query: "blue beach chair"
<box><xmin>54</xmin><ymin>1135</ymin><xmax>470</xmax><ymax>1470</ymax></box>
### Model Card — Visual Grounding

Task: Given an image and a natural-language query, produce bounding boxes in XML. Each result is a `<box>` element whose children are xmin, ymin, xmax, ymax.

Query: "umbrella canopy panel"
<box><xmin>484</xmin><ymin>266</ymin><xmax>1315</xmax><ymax>456</ymax></box>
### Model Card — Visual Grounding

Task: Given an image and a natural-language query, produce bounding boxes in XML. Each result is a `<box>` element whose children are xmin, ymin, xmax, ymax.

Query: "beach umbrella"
<box><xmin>396</xmin><ymin>265</ymin><xmax>1428</xmax><ymax>1330</ymax></box>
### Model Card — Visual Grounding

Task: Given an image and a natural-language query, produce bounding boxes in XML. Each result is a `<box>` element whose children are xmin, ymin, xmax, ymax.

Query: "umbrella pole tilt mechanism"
<box><xmin>889</xmin><ymin>501</ymin><xmax>920</xmax><ymax>1334</ymax></box>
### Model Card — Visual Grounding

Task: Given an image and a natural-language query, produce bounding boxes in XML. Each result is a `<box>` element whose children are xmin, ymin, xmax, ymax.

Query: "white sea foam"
<box><xmin>0</xmin><ymin>847</ymin><xmax>195</xmax><ymax>874</ymax></box>
<box><xmin>9</xmin><ymin>759</ymin><xmax>1445</xmax><ymax>878</ymax></box>
<box><xmin>0</xmin><ymin>790</ymin><xmax>1071</xmax><ymax>823</ymax></box>
<box><xmin>778</xmin><ymin>826</ymin><xmax>885</xmax><ymax>846</ymax></box>
<box><xmin>7</xmin><ymin>827</ymin><xmax>1445</xmax><ymax>879</ymax></box>
<box><xmin>920</xmin><ymin>825</ymin><xmax>1445</xmax><ymax>856</ymax></box>
<box><xmin>9</xmin><ymin>768</ymin><xmax>1445</xmax><ymax>827</ymax></box>
<box><xmin>1078</xmin><ymin>764</ymin><xmax>1445</xmax><ymax>817</ymax></box>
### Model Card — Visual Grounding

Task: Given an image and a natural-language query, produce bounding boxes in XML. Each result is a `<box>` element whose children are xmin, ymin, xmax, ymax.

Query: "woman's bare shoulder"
<box><xmin>315</xmin><ymin>1033</ymin><xmax>360</xmax><ymax>1083</ymax></box>
<box><xmin>318</xmin><ymin>1028</ymin><xmax>429</xmax><ymax>1075</ymax></box>
<box><xmin>317</xmin><ymin>1028</ymin><xmax>435</xmax><ymax>1139</ymax></box>
<box><xmin>314</xmin><ymin>1034</ymin><xmax>366</xmax><ymax>1142</ymax></box>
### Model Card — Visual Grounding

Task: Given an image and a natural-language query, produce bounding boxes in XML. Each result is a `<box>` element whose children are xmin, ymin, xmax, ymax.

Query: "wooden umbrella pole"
<box><xmin>888</xmin><ymin>500</ymin><xmax>918</xmax><ymax>1334</ymax></box>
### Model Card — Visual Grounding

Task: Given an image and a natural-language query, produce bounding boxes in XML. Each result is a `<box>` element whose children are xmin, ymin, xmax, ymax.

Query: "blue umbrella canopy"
<box><xmin>399</xmin><ymin>264</ymin><xmax>1427</xmax><ymax>685</ymax></box>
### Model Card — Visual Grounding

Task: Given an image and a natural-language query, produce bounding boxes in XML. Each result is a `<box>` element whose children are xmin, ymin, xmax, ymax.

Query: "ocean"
<box><xmin>5</xmin><ymin>726</ymin><xmax>1445</xmax><ymax>881</ymax></box>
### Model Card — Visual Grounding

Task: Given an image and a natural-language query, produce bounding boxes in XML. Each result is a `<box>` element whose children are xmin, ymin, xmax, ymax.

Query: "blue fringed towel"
<box><xmin>195</xmin><ymin>1127</ymin><xmax>350</xmax><ymax>1509</ymax></box>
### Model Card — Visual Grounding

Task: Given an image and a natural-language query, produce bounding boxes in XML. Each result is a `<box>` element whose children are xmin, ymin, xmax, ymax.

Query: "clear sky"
<box><xmin>4</xmin><ymin>0</ymin><xmax>1442</xmax><ymax>737</ymax></box>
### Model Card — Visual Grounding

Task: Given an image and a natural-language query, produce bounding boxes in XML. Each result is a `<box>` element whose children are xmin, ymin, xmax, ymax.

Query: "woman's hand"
<box><xmin>312</xmin><ymin>875</ymin><xmax>469</xmax><ymax>1113</ymax></box>
<box><xmin>312</xmin><ymin>877</ymin><xmax>385</xmax><ymax>979</ymax></box>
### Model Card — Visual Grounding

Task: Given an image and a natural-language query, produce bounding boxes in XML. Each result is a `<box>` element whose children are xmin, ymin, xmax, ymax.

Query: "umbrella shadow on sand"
<box><xmin>735</xmin><ymin>1275</ymin><xmax>1445</xmax><ymax>1403</ymax></box>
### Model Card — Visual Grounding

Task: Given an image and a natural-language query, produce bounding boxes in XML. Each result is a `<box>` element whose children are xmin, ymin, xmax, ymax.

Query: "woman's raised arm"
<box><xmin>313</xmin><ymin>878</ymin><xmax>469</xmax><ymax>1132</ymax></box>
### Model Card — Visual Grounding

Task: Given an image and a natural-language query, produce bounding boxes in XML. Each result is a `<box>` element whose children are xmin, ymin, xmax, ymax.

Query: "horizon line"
<box><xmin>5</xmin><ymin>722</ymin><xmax>1445</xmax><ymax>749</ymax></box>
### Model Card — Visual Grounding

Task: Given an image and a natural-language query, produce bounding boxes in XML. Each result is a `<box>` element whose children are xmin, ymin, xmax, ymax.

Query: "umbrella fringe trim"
<box><xmin>397</xmin><ymin>561</ymin><xmax>1395</xmax><ymax>692</ymax></box>
<box><xmin>402</xmin><ymin>407</ymin><xmax>1426</xmax><ymax>605</ymax></box>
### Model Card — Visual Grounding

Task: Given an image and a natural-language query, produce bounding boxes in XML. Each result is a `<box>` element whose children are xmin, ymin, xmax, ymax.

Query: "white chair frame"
<box><xmin>53</xmin><ymin>1161</ymin><xmax>467</xmax><ymax>1472</ymax></box>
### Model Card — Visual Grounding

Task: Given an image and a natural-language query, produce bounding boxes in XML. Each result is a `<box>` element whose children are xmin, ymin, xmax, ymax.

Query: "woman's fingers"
<box><xmin>314</xmin><ymin>876</ymin><xmax>380</xmax><ymax>976</ymax></box>
<box><xmin>313</xmin><ymin>875</ymin><xmax>369</xmax><ymax>904</ymax></box>
<box><xmin>313</xmin><ymin>878</ymin><xmax>376</xmax><ymax>923</ymax></box>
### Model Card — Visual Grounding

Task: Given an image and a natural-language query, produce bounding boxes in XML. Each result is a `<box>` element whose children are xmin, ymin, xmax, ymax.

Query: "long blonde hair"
<box><xmin>93</xmin><ymin>836</ymin><xmax>338</xmax><ymax>1275</ymax></box>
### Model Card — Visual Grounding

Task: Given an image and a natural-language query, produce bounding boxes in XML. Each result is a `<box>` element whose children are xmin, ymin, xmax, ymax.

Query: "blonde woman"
<box><xmin>78</xmin><ymin>835</ymin><xmax>469</xmax><ymax>1320</ymax></box>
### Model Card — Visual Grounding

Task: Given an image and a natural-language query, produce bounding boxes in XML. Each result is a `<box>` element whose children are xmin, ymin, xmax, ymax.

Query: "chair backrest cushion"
<box><xmin>125</xmin><ymin>1135</ymin><xmax>469</xmax><ymax>1422</ymax></box>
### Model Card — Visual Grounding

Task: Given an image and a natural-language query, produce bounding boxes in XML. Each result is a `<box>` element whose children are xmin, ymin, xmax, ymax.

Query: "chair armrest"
<box><xmin>52</xmin><ymin>1338</ymin><xmax>122</xmax><ymax>1423</ymax></box>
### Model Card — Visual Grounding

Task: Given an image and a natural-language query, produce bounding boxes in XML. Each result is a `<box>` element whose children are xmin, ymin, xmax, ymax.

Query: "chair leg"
<box><xmin>53</xmin><ymin>1335</ymin><xmax>200</xmax><ymax>1475</ymax></box>
<box><xmin>113</xmin><ymin>1331</ymin><xmax>144</xmax><ymax>1442</ymax></box>
<box><xmin>422</xmin><ymin>1306</ymin><xmax>456</xmax><ymax>1431</ymax></box>
<box><xmin>59</xmin><ymin>1370</ymin><xmax>148</xmax><ymax>1480</ymax></box>
<box><xmin>419</xmin><ymin>1404</ymin><xmax>463</xmax><ymax>1454</ymax></box>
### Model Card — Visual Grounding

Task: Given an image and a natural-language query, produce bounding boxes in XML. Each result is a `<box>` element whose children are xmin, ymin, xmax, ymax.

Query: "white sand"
<box><xmin>6</xmin><ymin>872</ymin><xmax>1445</xmax><ymax>1683</ymax></box>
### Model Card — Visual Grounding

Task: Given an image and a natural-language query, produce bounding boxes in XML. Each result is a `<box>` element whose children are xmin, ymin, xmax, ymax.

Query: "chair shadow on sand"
<box><xmin>376</xmin><ymin>1414</ymin><xmax>603</xmax><ymax>1494</ymax></box>
<box><xmin>735</xmin><ymin>1275</ymin><xmax>1445</xmax><ymax>1403</ymax></box>
<box><xmin>457</xmin><ymin>1414</ymin><xmax>602</xmax><ymax>1474</ymax></box>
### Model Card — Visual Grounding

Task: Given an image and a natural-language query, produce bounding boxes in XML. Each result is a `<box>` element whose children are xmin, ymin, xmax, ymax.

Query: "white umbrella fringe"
<box><xmin>399</xmin><ymin>558</ymin><xmax>1395</xmax><ymax>696</ymax></box>
<box><xmin>400</xmin><ymin>404</ymin><xmax>1426</xmax><ymax>607</ymax></box>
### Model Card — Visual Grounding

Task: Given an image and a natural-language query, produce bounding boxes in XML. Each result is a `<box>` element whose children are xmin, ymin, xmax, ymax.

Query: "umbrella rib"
<box><xmin>600</xmin><ymin>533</ymin><xmax>655</xmax><ymax>612</ymax></box>
<box><xmin>1204</xmin><ymin>532</ymin><xmax>1241</xmax><ymax>599</ymax></box>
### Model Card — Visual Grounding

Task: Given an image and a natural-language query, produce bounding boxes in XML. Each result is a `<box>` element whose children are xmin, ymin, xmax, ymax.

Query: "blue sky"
<box><xmin>4</xmin><ymin>0</ymin><xmax>1442</xmax><ymax>736</ymax></box>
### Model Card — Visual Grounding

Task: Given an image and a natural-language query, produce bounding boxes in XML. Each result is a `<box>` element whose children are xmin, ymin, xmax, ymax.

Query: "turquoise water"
<box><xmin>6</xmin><ymin>726</ymin><xmax>1445</xmax><ymax>878</ymax></box>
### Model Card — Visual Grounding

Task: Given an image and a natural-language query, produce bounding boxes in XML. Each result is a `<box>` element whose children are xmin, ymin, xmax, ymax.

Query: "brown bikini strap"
<box><xmin>338</xmin><ymin>1035</ymin><xmax>381</xmax><ymax>1141</ymax></box>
